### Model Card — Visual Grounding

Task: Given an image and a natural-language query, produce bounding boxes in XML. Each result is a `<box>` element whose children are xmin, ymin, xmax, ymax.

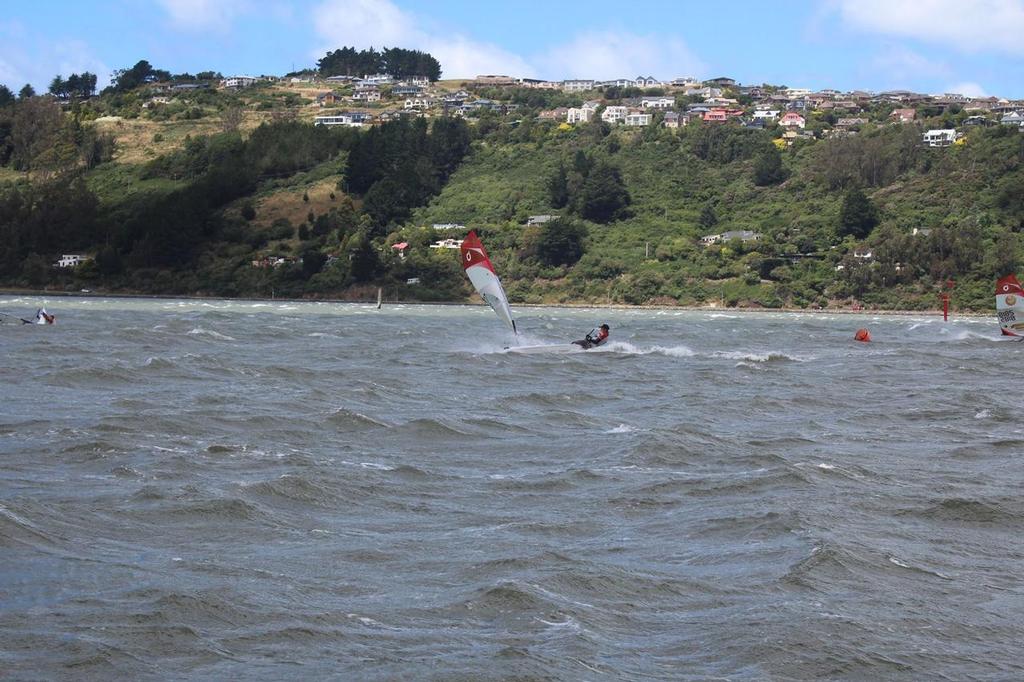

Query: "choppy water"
<box><xmin>1</xmin><ymin>296</ymin><xmax>1022</xmax><ymax>680</ymax></box>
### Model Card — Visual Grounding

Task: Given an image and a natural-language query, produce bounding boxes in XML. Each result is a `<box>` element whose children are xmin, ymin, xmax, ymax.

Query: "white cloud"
<box><xmin>869</xmin><ymin>45</ymin><xmax>952</xmax><ymax>81</ymax></box>
<box><xmin>536</xmin><ymin>30</ymin><xmax>704</xmax><ymax>80</ymax></box>
<box><xmin>156</xmin><ymin>0</ymin><xmax>250</xmax><ymax>31</ymax></box>
<box><xmin>311</xmin><ymin>0</ymin><xmax>532</xmax><ymax>78</ymax></box>
<box><xmin>945</xmin><ymin>81</ymin><xmax>988</xmax><ymax>97</ymax></box>
<box><xmin>311</xmin><ymin>0</ymin><xmax>702</xmax><ymax>80</ymax></box>
<box><xmin>0</xmin><ymin>28</ymin><xmax>111</xmax><ymax>91</ymax></box>
<box><xmin>835</xmin><ymin>0</ymin><xmax>1024</xmax><ymax>55</ymax></box>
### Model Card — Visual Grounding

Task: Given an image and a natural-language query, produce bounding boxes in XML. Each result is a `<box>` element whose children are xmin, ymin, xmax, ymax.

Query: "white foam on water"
<box><xmin>186</xmin><ymin>327</ymin><xmax>236</xmax><ymax>341</ymax></box>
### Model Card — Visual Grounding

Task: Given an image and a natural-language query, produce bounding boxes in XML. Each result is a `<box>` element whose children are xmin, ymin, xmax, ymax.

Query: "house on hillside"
<box><xmin>663</xmin><ymin>111</ymin><xmax>686</xmax><ymax>128</ymax></box>
<box><xmin>601</xmin><ymin>105</ymin><xmax>628</xmax><ymax>124</ymax></box>
<box><xmin>705</xmin><ymin>77</ymin><xmax>737</xmax><ymax>88</ymax></box>
<box><xmin>922</xmin><ymin>129</ymin><xmax>957</xmax><ymax>147</ymax></box>
<box><xmin>890</xmin><ymin>108</ymin><xmax>916</xmax><ymax>123</ymax></box>
<box><xmin>55</xmin><ymin>254</ymin><xmax>91</xmax><ymax>268</ymax></box>
<box><xmin>1001</xmin><ymin>111</ymin><xmax>1024</xmax><ymax>127</ymax></box>
<box><xmin>624</xmin><ymin>110</ymin><xmax>652</xmax><ymax>126</ymax></box>
<box><xmin>316</xmin><ymin>92</ymin><xmax>340</xmax><ymax>106</ymax></box>
<box><xmin>703</xmin><ymin>109</ymin><xmax>728</xmax><ymax>123</ymax></box>
<box><xmin>779</xmin><ymin>112</ymin><xmax>806</xmax><ymax>128</ymax></box>
<box><xmin>753</xmin><ymin>109</ymin><xmax>780</xmax><ymax>121</ymax></box>
<box><xmin>836</xmin><ymin>117</ymin><xmax>868</xmax><ymax>128</ymax></box>
<box><xmin>635</xmin><ymin>76</ymin><xmax>661</xmax><ymax>87</ymax></box>
<box><xmin>562</xmin><ymin>79</ymin><xmax>596</xmax><ymax>92</ymax></box>
<box><xmin>701</xmin><ymin>231</ymin><xmax>762</xmax><ymax>245</ymax></box>
<box><xmin>352</xmin><ymin>89</ymin><xmax>381</xmax><ymax>102</ymax></box>
<box><xmin>641</xmin><ymin>96</ymin><xmax>674</xmax><ymax>109</ymax></box>
<box><xmin>404</xmin><ymin>97</ymin><xmax>434</xmax><ymax>111</ymax></box>
<box><xmin>526</xmin><ymin>215</ymin><xmax>556</xmax><ymax>226</ymax></box>
<box><xmin>221</xmin><ymin>76</ymin><xmax>259</xmax><ymax>88</ymax></box>
<box><xmin>538</xmin><ymin>107</ymin><xmax>569</xmax><ymax>121</ymax></box>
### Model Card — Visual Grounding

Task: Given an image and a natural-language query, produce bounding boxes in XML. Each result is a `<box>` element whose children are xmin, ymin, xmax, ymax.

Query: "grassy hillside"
<box><xmin>2</xmin><ymin>77</ymin><xmax>1022</xmax><ymax>312</ymax></box>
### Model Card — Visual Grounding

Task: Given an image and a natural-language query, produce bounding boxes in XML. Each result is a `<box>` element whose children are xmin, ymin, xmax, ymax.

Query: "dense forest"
<box><xmin>1</xmin><ymin>52</ymin><xmax>1023</xmax><ymax>311</ymax></box>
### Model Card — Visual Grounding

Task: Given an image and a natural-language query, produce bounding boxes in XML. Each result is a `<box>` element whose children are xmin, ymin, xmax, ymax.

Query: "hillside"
<box><xmin>1</xmin><ymin>67</ymin><xmax>1023</xmax><ymax>312</ymax></box>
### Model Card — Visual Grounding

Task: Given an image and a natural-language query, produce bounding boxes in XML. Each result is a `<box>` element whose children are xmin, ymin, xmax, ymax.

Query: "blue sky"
<box><xmin>2</xmin><ymin>0</ymin><xmax>1023</xmax><ymax>98</ymax></box>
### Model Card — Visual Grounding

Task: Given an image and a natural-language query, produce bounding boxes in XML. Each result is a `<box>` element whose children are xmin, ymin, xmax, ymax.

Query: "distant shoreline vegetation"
<box><xmin>0</xmin><ymin>48</ymin><xmax>1022</xmax><ymax>312</ymax></box>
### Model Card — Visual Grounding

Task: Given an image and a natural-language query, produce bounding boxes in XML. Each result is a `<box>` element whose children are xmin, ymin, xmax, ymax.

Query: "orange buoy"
<box><xmin>854</xmin><ymin>328</ymin><xmax>871</xmax><ymax>342</ymax></box>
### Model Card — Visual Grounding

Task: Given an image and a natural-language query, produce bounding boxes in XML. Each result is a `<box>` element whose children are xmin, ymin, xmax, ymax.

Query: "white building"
<box><xmin>624</xmin><ymin>111</ymin><xmax>652</xmax><ymax>126</ymax></box>
<box><xmin>221</xmin><ymin>76</ymin><xmax>259</xmax><ymax>88</ymax></box>
<box><xmin>641</xmin><ymin>96</ymin><xmax>675</xmax><ymax>109</ymax></box>
<box><xmin>752</xmin><ymin>109</ymin><xmax>781</xmax><ymax>121</ymax></box>
<box><xmin>601</xmin><ymin>105</ymin><xmax>628</xmax><ymax>124</ymax></box>
<box><xmin>429</xmin><ymin>239</ymin><xmax>462</xmax><ymax>249</ymax></box>
<box><xmin>922</xmin><ymin>129</ymin><xmax>957</xmax><ymax>147</ymax></box>
<box><xmin>314</xmin><ymin>115</ymin><xmax>363</xmax><ymax>127</ymax></box>
<box><xmin>55</xmin><ymin>254</ymin><xmax>91</xmax><ymax>268</ymax></box>
<box><xmin>562</xmin><ymin>79</ymin><xmax>596</xmax><ymax>92</ymax></box>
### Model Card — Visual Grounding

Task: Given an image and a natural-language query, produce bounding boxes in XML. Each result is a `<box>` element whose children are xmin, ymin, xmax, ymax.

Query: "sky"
<box><xmin>2</xmin><ymin>0</ymin><xmax>1023</xmax><ymax>98</ymax></box>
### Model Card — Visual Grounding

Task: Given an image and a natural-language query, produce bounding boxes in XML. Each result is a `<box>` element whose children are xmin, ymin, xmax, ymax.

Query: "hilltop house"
<box><xmin>779</xmin><ymin>112</ymin><xmax>806</xmax><ymax>128</ymax></box>
<box><xmin>221</xmin><ymin>76</ymin><xmax>259</xmax><ymax>88</ymax></box>
<box><xmin>1001</xmin><ymin>111</ymin><xmax>1024</xmax><ymax>127</ymax></box>
<box><xmin>601</xmin><ymin>106</ymin><xmax>628</xmax><ymax>124</ymax></box>
<box><xmin>752</xmin><ymin>109</ymin><xmax>780</xmax><ymax>121</ymax></box>
<box><xmin>922</xmin><ymin>129</ymin><xmax>957</xmax><ymax>147</ymax></box>
<box><xmin>55</xmin><ymin>254</ymin><xmax>91</xmax><ymax>268</ymax></box>
<box><xmin>562</xmin><ymin>79</ymin><xmax>596</xmax><ymax>92</ymax></box>
<box><xmin>701</xmin><ymin>230</ymin><xmax>762</xmax><ymax>245</ymax></box>
<box><xmin>624</xmin><ymin>110</ymin><xmax>652</xmax><ymax>126</ymax></box>
<box><xmin>641</xmin><ymin>96</ymin><xmax>674</xmax><ymax>109</ymax></box>
<box><xmin>890</xmin><ymin>108</ymin><xmax>916</xmax><ymax>123</ymax></box>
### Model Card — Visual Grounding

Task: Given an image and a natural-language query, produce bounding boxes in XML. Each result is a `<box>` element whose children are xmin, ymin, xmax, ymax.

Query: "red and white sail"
<box><xmin>461</xmin><ymin>230</ymin><xmax>517</xmax><ymax>335</ymax></box>
<box><xmin>996</xmin><ymin>274</ymin><xmax>1024</xmax><ymax>336</ymax></box>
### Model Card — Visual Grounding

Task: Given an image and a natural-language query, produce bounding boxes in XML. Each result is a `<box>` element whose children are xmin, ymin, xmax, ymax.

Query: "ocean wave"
<box><xmin>713</xmin><ymin>350</ymin><xmax>811</xmax><ymax>363</ymax></box>
<box><xmin>325</xmin><ymin>408</ymin><xmax>391</xmax><ymax>431</ymax></box>
<box><xmin>186</xmin><ymin>327</ymin><xmax>236</xmax><ymax>341</ymax></box>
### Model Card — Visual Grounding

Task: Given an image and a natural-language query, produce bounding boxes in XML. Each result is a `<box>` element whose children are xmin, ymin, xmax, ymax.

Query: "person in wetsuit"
<box><xmin>573</xmin><ymin>324</ymin><xmax>609</xmax><ymax>349</ymax></box>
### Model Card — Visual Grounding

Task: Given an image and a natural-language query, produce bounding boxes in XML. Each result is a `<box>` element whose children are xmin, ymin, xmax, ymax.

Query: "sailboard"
<box><xmin>461</xmin><ymin>230</ymin><xmax>517</xmax><ymax>335</ymax></box>
<box><xmin>996</xmin><ymin>275</ymin><xmax>1024</xmax><ymax>336</ymax></box>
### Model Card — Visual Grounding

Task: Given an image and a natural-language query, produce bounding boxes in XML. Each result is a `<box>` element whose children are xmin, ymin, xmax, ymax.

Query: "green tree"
<box><xmin>534</xmin><ymin>217</ymin><xmax>587</xmax><ymax>266</ymax></box>
<box><xmin>839</xmin><ymin>188</ymin><xmax>880</xmax><ymax>239</ymax></box>
<box><xmin>18</xmin><ymin>84</ymin><xmax>35</xmax><ymax>99</ymax></box>
<box><xmin>753</xmin><ymin>145</ymin><xmax>787</xmax><ymax>186</ymax></box>
<box><xmin>0</xmin><ymin>85</ymin><xmax>14</xmax><ymax>107</ymax></box>
<box><xmin>548</xmin><ymin>164</ymin><xmax>569</xmax><ymax>208</ymax></box>
<box><xmin>699</xmin><ymin>202</ymin><xmax>718</xmax><ymax>229</ymax></box>
<box><xmin>577</xmin><ymin>162</ymin><xmax>630</xmax><ymax>223</ymax></box>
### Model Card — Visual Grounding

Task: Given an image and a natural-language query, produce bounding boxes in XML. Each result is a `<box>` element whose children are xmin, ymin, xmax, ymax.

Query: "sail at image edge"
<box><xmin>460</xmin><ymin>230</ymin><xmax>517</xmax><ymax>335</ymax></box>
<box><xmin>996</xmin><ymin>274</ymin><xmax>1024</xmax><ymax>336</ymax></box>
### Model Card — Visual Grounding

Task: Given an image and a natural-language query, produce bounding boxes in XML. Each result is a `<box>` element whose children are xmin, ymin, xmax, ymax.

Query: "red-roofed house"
<box><xmin>779</xmin><ymin>112</ymin><xmax>806</xmax><ymax>129</ymax></box>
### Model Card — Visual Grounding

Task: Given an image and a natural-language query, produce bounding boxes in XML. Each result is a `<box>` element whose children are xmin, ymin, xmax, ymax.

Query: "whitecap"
<box><xmin>186</xmin><ymin>327</ymin><xmax>236</xmax><ymax>341</ymax></box>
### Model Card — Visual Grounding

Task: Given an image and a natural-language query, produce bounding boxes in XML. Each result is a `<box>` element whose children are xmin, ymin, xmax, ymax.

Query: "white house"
<box><xmin>624</xmin><ymin>111</ymin><xmax>652</xmax><ymax>126</ymax></box>
<box><xmin>526</xmin><ymin>215</ymin><xmax>555</xmax><ymax>225</ymax></box>
<box><xmin>752</xmin><ymin>109</ymin><xmax>780</xmax><ymax>121</ymax></box>
<box><xmin>56</xmin><ymin>254</ymin><xmax>91</xmax><ymax>268</ymax></box>
<box><xmin>314</xmin><ymin>114</ymin><xmax>363</xmax><ymax>127</ymax></box>
<box><xmin>922</xmin><ymin>129</ymin><xmax>956</xmax><ymax>147</ymax></box>
<box><xmin>221</xmin><ymin>76</ymin><xmax>259</xmax><ymax>88</ymax></box>
<box><xmin>404</xmin><ymin>97</ymin><xmax>434</xmax><ymax>111</ymax></box>
<box><xmin>701</xmin><ymin>231</ymin><xmax>762</xmax><ymax>245</ymax></box>
<box><xmin>1000</xmin><ymin>111</ymin><xmax>1024</xmax><ymax>127</ymax></box>
<box><xmin>567</xmin><ymin>106</ymin><xmax>594</xmax><ymax>123</ymax></box>
<box><xmin>663</xmin><ymin>111</ymin><xmax>685</xmax><ymax>128</ymax></box>
<box><xmin>360</xmin><ymin>73</ymin><xmax>393</xmax><ymax>85</ymax></box>
<box><xmin>562</xmin><ymin>79</ymin><xmax>596</xmax><ymax>92</ymax></box>
<box><xmin>601</xmin><ymin>105</ymin><xmax>628</xmax><ymax>124</ymax></box>
<box><xmin>429</xmin><ymin>239</ymin><xmax>461</xmax><ymax>249</ymax></box>
<box><xmin>641</xmin><ymin>96</ymin><xmax>674</xmax><ymax>109</ymax></box>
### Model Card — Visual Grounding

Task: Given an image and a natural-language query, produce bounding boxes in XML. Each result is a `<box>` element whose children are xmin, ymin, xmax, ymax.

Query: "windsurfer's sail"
<box><xmin>461</xmin><ymin>230</ymin><xmax>517</xmax><ymax>334</ymax></box>
<box><xmin>996</xmin><ymin>275</ymin><xmax>1024</xmax><ymax>336</ymax></box>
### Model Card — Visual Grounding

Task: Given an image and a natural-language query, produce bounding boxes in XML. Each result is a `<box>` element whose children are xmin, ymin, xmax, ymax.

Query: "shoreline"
<box><xmin>0</xmin><ymin>287</ymin><xmax>985</xmax><ymax>318</ymax></box>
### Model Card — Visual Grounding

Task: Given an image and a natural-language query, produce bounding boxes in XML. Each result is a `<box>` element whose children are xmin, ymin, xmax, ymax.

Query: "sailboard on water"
<box><xmin>996</xmin><ymin>274</ymin><xmax>1024</xmax><ymax>336</ymax></box>
<box><xmin>461</xmin><ymin>230</ymin><xmax>517</xmax><ymax>336</ymax></box>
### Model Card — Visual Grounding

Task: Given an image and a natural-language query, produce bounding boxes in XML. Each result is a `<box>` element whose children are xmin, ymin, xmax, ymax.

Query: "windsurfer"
<box><xmin>35</xmin><ymin>308</ymin><xmax>55</xmax><ymax>324</ymax></box>
<box><xmin>573</xmin><ymin>324</ymin><xmax>609</xmax><ymax>349</ymax></box>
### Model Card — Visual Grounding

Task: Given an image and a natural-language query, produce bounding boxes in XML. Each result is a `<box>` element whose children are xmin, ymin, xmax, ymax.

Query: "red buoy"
<box><xmin>854</xmin><ymin>328</ymin><xmax>871</xmax><ymax>342</ymax></box>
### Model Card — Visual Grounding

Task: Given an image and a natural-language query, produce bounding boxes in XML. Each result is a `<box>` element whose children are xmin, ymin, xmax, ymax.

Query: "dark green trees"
<box><xmin>839</xmin><ymin>188</ymin><xmax>880</xmax><ymax>239</ymax></box>
<box><xmin>753</xmin><ymin>145</ymin><xmax>787</xmax><ymax>186</ymax></box>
